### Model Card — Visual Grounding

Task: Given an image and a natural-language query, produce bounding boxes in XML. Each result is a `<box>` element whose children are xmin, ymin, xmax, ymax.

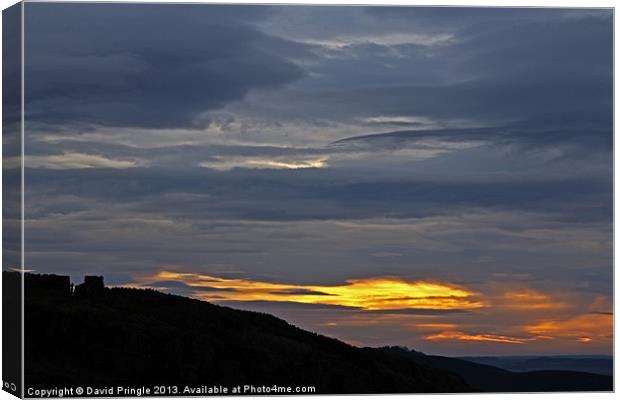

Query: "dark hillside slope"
<box><xmin>381</xmin><ymin>347</ymin><xmax>612</xmax><ymax>392</ymax></box>
<box><xmin>21</xmin><ymin>273</ymin><xmax>468</xmax><ymax>395</ymax></box>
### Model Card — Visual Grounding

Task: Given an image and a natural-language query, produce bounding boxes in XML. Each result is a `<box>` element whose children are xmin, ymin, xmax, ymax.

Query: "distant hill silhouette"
<box><xmin>460</xmin><ymin>355</ymin><xmax>613</xmax><ymax>376</ymax></box>
<box><xmin>381</xmin><ymin>347</ymin><xmax>612</xmax><ymax>392</ymax></box>
<box><xmin>16</xmin><ymin>272</ymin><xmax>612</xmax><ymax>394</ymax></box>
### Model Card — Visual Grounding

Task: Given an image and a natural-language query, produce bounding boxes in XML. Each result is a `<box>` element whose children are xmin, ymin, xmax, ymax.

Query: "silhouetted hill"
<box><xmin>460</xmin><ymin>355</ymin><xmax>612</xmax><ymax>376</ymax></box>
<box><xmin>18</xmin><ymin>272</ymin><xmax>613</xmax><ymax>394</ymax></box>
<box><xmin>381</xmin><ymin>347</ymin><xmax>612</xmax><ymax>392</ymax></box>
<box><xmin>20</xmin><ymin>272</ymin><xmax>469</xmax><ymax>395</ymax></box>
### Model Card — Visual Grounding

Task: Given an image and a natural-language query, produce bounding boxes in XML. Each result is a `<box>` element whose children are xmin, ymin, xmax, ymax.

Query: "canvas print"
<box><xmin>2</xmin><ymin>2</ymin><xmax>614</xmax><ymax>397</ymax></box>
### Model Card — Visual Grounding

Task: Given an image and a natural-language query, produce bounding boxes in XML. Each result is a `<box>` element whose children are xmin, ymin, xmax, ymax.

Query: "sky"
<box><xmin>7</xmin><ymin>3</ymin><xmax>613</xmax><ymax>356</ymax></box>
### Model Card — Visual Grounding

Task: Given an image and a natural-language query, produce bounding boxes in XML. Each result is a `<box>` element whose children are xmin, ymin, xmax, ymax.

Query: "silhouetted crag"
<box><xmin>20</xmin><ymin>272</ymin><xmax>470</xmax><ymax>395</ymax></box>
<box><xmin>381</xmin><ymin>346</ymin><xmax>613</xmax><ymax>392</ymax></box>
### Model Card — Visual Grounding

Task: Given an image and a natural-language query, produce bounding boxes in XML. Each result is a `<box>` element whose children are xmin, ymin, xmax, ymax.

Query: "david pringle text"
<box><xmin>27</xmin><ymin>384</ymin><xmax>317</xmax><ymax>397</ymax></box>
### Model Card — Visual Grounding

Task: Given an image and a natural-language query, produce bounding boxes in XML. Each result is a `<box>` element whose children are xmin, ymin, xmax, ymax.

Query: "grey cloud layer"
<box><xmin>24</xmin><ymin>5</ymin><xmax>612</xmax><ymax>133</ymax></box>
<box><xmin>25</xmin><ymin>4</ymin><xmax>307</xmax><ymax>128</ymax></box>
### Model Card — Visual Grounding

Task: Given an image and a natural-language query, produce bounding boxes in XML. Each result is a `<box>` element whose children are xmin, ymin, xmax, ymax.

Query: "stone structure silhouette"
<box><xmin>74</xmin><ymin>275</ymin><xmax>105</xmax><ymax>298</ymax></box>
<box><xmin>20</xmin><ymin>272</ymin><xmax>105</xmax><ymax>298</ymax></box>
<box><xmin>24</xmin><ymin>273</ymin><xmax>71</xmax><ymax>298</ymax></box>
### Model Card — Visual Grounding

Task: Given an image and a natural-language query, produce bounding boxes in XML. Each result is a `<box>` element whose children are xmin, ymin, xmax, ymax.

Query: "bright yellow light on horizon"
<box><xmin>137</xmin><ymin>270</ymin><xmax>485</xmax><ymax>311</ymax></box>
<box><xmin>424</xmin><ymin>330</ymin><xmax>536</xmax><ymax>344</ymax></box>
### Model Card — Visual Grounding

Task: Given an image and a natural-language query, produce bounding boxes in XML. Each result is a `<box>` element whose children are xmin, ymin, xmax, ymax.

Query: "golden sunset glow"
<box><xmin>136</xmin><ymin>270</ymin><xmax>485</xmax><ymax>311</ymax></box>
<box><xmin>424</xmin><ymin>330</ymin><xmax>538</xmax><ymax>344</ymax></box>
<box><xmin>126</xmin><ymin>271</ymin><xmax>614</xmax><ymax>353</ymax></box>
<box><xmin>500</xmin><ymin>289</ymin><xmax>567</xmax><ymax>310</ymax></box>
<box><xmin>415</xmin><ymin>323</ymin><xmax>458</xmax><ymax>330</ymax></box>
<box><xmin>526</xmin><ymin>313</ymin><xmax>612</xmax><ymax>342</ymax></box>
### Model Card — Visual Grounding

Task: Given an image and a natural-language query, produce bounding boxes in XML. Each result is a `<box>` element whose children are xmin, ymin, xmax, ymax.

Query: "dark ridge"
<box><xmin>19</xmin><ymin>272</ymin><xmax>469</xmax><ymax>395</ymax></box>
<box><xmin>460</xmin><ymin>355</ymin><xmax>613</xmax><ymax>376</ymax></box>
<box><xmin>380</xmin><ymin>346</ymin><xmax>613</xmax><ymax>392</ymax></box>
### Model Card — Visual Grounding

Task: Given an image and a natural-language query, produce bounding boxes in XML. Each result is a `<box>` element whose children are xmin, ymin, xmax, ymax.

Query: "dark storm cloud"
<box><xmin>258</xmin><ymin>9</ymin><xmax>612</xmax><ymax>143</ymax></box>
<box><xmin>2</xmin><ymin>3</ymin><xmax>21</xmax><ymax>127</ymax></box>
<box><xmin>363</xmin><ymin>6</ymin><xmax>609</xmax><ymax>31</ymax></box>
<box><xmin>24</xmin><ymin>3</ymin><xmax>307</xmax><ymax>128</ymax></box>
<box><xmin>329</xmin><ymin>74</ymin><xmax>610</xmax><ymax>124</ymax></box>
<box><xmin>288</xmin><ymin>68</ymin><xmax>611</xmax><ymax>131</ymax></box>
<box><xmin>23</xmin><ymin>166</ymin><xmax>611</xmax><ymax>223</ymax></box>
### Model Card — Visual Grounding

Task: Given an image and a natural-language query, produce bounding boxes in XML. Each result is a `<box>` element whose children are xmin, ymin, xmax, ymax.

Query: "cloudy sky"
<box><xmin>11</xmin><ymin>3</ymin><xmax>613</xmax><ymax>356</ymax></box>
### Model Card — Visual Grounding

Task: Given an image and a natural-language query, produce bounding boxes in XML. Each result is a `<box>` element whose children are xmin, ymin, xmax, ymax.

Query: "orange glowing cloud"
<box><xmin>500</xmin><ymin>289</ymin><xmax>567</xmax><ymax>310</ymax></box>
<box><xmin>526</xmin><ymin>312</ymin><xmax>612</xmax><ymax>342</ymax></box>
<box><xmin>424</xmin><ymin>330</ymin><xmax>541</xmax><ymax>344</ymax></box>
<box><xmin>135</xmin><ymin>270</ymin><xmax>486</xmax><ymax>311</ymax></box>
<box><xmin>415</xmin><ymin>323</ymin><xmax>459</xmax><ymax>330</ymax></box>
